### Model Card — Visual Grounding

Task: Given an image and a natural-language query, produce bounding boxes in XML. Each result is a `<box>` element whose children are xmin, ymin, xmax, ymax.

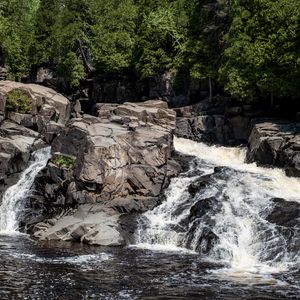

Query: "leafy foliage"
<box><xmin>52</xmin><ymin>155</ymin><xmax>75</xmax><ymax>169</ymax></box>
<box><xmin>90</xmin><ymin>0</ymin><xmax>137</xmax><ymax>74</ymax></box>
<box><xmin>0</xmin><ymin>0</ymin><xmax>36</xmax><ymax>79</ymax></box>
<box><xmin>1</xmin><ymin>0</ymin><xmax>300</xmax><ymax>102</ymax></box>
<box><xmin>220</xmin><ymin>0</ymin><xmax>300</xmax><ymax>100</ymax></box>
<box><xmin>6</xmin><ymin>89</ymin><xmax>32</xmax><ymax>113</ymax></box>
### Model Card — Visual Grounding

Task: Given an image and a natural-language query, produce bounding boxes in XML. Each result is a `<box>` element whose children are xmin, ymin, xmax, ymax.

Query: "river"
<box><xmin>0</xmin><ymin>138</ymin><xmax>299</xmax><ymax>299</ymax></box>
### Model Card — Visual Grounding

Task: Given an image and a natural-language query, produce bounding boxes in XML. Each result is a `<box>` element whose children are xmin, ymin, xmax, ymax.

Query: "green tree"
<box><xmin>220</xmin><ymin>0</ymin><xmax>300</xmax><ymax>105</ymax></box>
<box><xmin>0</xmin><ymin>0</ymin><xmax>36</xmax><ymax>80</ymax></box>
<box><xmin>134</xmin><ymin>1</ymin><xmax>187</xmax><ymax>78</ymax></box>
<box><xmin>182</xmin><ymin>0</ymin><xmax>231</xmax><ymax>101</ymax></box>
<box><xmin>90</xmin><ymin>0</ymin><xmax>137</xmax><ymax>75</ymax></box>
<box><xmin>33</xmin><ymin>0</ymin><xmax>90</xmax><ymax>87</ymax></box>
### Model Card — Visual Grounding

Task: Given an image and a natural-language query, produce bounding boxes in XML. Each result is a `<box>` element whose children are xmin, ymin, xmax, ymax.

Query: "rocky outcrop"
<box><xmin>0</xmin><ymin>121</ymin><xmax>44</xmax><ymax>197</ymax></box>
<box><xmin>0</xmin><ymin>81</ymin><xmax>70</xmax><ymax>196</ymax></box>
<box><xmin>175</xmin><ymin>99</ymin><xmax>259</xmax><ymax>145</ymax></box>
<box><xmin>33</xmin><ymin>205</ymin><xmax>125</xmax><ymax>246</ymax></box>
<box><xmin>0</xmin><ymin>81</ymin><xmax>70</xmax><ymax>136</ymax></box>
<box><xmin>175</xmin><ymin>100</ymin><xmax>300</xmax><ymax>178</ymax></box>
<box><xmin>26</xmin><ymin>100</ymin><xmax>180</xmax><ymax>246</ymax></box>
<box><xmin>246</xmin><ymin>121</ymin><xmax>300</xmax><ymax>177</ymax></box>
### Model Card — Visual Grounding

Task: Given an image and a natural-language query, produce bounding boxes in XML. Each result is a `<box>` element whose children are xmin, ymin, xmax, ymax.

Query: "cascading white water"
<box><xmin>0</xmin><ymin>147</ymin><xmax>51</xmax><ymax>233</ymax></box>
<box><xmin>135</xmin><ymin>137</ymin><xmax>300</xmax><ymax>275</ymax></box>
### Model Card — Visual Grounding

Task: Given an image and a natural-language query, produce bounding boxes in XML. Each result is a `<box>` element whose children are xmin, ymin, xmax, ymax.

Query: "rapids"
<box><xmin>135</xmin><ymin>137</ymin><xmax>300</xmax><ymax>278</ymax></box>
<box><xmin>0</xmin><ymin>139</ymin><xmax>299</xmax><ymax>299</ymax></box>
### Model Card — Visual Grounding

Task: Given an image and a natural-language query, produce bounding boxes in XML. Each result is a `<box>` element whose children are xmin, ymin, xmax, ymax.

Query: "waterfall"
<box><xmin>135</xmin><ymin>137</ymin><xmax>300</xmax><ymax>274</ymax></box>
<box><xmin>0</xmin><ymin>147</ymin><xmax>51</xmax><ymax>233</ymax></box>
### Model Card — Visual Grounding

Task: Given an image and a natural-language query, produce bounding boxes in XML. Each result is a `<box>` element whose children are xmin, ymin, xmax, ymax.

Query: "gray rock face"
<box><xmin>0</xmin><ymin>81</ymin><xmax>70</xmax><ymax>134</ymax></box>
<box><xmin>27</xmin><ymin>100</ymin><xmax>180</xmax><ymax>245</ymax></box>
<box><xmin>0</xmin><ymin>81</ymin><xmax>70</xmax><ymax>197</ymax></box>
<box><xmin>51</xmin><ymin>100</ymin><xmax>177</xmax><ymax>201</ymax></box>
<box><xmin>175</xmin><ymin>99</ymin><xmax>253</xmax><ymax>145</ymax></box>
<box><xmin>246</xmin><ymin>121</ymin><xmax>300</xmax><ymax>177</ymax></box>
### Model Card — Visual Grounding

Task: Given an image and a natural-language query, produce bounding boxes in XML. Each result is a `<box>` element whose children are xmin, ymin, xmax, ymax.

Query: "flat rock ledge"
<box><xmin>27</xmin><ymin>100</ymin><xmax>180</xmax><ymax>246</ymax></box>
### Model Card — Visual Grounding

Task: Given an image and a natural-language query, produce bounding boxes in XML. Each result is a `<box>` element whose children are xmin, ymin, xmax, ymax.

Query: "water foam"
<box><xmin>0</xmin><ymin>147</ymin><xmax>51</xmax><ymax>233</ymax></box>
<box><xmin>135</xmin><ymin>137</ymin><xmax>300</xmax><ymax>275</ymax></box>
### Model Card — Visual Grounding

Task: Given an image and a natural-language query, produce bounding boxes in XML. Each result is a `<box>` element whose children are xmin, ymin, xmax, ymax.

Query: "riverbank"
<box><xmin>0</xmin><ymin>81</ymin><xmax>299</xmax><ymax>246</ymax></box>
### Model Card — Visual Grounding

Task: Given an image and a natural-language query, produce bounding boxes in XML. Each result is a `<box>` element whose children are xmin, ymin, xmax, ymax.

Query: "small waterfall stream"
<box><xmin>0</xmin><ymin>147</ymin><xmax>51</xmax><ymax>233</ymax></box>
<box><xmin>135</xmin><ymin>137</ymin><xmax>300</xmax><ymax>275</ymax></box>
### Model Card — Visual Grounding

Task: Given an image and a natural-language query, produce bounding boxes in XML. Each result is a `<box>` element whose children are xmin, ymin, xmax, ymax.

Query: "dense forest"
<box><xmin>0</xmin><ymin>0</ymin><xmax>300</xmax><ymax>104</ymax></box>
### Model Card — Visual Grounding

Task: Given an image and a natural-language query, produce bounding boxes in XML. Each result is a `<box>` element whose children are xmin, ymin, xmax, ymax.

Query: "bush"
<box><xmin>52</xmin><ymin>155</ymin><xmax>75</xmax><ymax>169</ymax></box>
<box><xmin>6</xmin><ymin>88</ymin><xmax>32</xmax><ymax>114</ymax></box>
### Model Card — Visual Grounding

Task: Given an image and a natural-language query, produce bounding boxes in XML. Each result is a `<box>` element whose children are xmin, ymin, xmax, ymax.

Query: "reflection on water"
<box><xmin>0</xmin><ymin>234</ymin><xmax>299</xmax><ymax>299</ymax></box>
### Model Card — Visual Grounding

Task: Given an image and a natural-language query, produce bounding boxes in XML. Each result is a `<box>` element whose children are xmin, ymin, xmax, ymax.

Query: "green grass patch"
<box><xmin>6</xmin><ymin>88</ymin><xmax>32</xmax><ymax>114</ymax></box>
<box><xmin>52</xmin><ymin>155</ymin><xmax>75</xmax><ymax>169</ymax></box>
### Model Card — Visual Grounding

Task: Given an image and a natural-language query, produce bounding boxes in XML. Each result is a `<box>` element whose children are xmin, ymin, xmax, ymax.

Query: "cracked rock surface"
<box><xmin>26</xmin><ymin>100</ymin><xmax>180</xmax><ymax>246</ymax></box>
<box><xmin>0</xmin><ymin>81</ymin><xmax>70</xmax><ymax>197</ymax></box>
<box><xmin>246</xmin><ymin>120</ymin><xmax>300</xmax><ymax>177</ymax></box>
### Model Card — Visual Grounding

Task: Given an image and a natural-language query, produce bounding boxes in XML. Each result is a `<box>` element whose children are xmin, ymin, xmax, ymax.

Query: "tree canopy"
<box><xmin>0</xmin><ymin>0</ymin><xmax>299</xmax><ymax>101</ymax></box>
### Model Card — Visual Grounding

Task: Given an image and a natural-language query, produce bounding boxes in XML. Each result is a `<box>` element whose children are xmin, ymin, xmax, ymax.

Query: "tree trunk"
<box><xmin>78</xmin><ymin>39</ymin><xmax>94</xmax><ymax>74</ymax></box>
<box><xmin>209</xmin><ymin>77</ymin><xmax>213</xmax><ymax>102</ymax></box>
<box><xmin>270</xmin><ymin>92</ymin><xmax>274</xmax><ymax>108</ymax></box>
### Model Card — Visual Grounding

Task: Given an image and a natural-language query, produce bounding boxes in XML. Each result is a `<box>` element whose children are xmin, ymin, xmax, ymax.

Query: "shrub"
<box><xmin>52</xmin><ymin>155</ymin><xmax>75</xmax><ymax>169</ymax></box>
<box><xmin>6</xmin><ymin>88</ymin><xmax>32</xmax><ymax>114</ymax></box>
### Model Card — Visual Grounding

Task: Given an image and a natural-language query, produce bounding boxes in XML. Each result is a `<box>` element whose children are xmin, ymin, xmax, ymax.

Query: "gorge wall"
<box><xmin>0</xmin><ymin>81</ymin><xmax>181</xmax><ymax>245</ymax></box>
<box><xmin>0</xmin><ymin>80</ymin><xmax>299</xmax><ymax>247</ymax></box>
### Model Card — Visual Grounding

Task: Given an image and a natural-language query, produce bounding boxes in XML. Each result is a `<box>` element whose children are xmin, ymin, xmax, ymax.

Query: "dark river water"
<box><xmin>0</xmin><ymin>234</ymin><xmax>299</xmax><ymax>300</ymax></box>
<box><xmin>1</xmin><ymin>140</ymin><xmax>300</xmax><ymax>299</ymax></box>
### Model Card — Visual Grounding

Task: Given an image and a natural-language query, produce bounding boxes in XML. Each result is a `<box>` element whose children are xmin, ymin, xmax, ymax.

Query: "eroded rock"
<box><xmin>247</xmin><ymin>121</ymin><xmax>300</xmax><ymax>177</ymax></box>
<box><xmin>28</xmin><ymin>100</ymin><xmax>180</xmax><ymax>245</ymax></box>
<box><xmin>0</xmin><ymin>81</ymin><xmax>70</xmax><ymax>196</ymax></box>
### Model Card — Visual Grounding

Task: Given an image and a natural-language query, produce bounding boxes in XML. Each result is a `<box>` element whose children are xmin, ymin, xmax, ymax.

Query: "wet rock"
<box><xmin>189</xmin><ymin>197</ymin><xmax>216</xmax><ymax>221</ymax></box>
<box><xmin>32</xmin><ymin>204</ymin><xmax>125</xmax><ymax>246</ymax></box>
<box><xmin>185</xmin><ymin>220</ymin><xmax>218</xmax><ymax>254</ymax></box>
<box><xmin>195</xmin><ymin>226</ymin><xmax>218</xmax><ymax>254</ymax></box>
<box><xmin>188</xmin><ymin>175</ymin><xmax>211</xmax><ymax>196</ymax></box>
<box><xmin>267</xmin><ymin>198</ymin><xmax>300</xmax><ymax>227</ymax></box>
<box><xmin>171</xmin><ymin>151</ymin><xmax>195</xmax><ymax>174</ymax></box>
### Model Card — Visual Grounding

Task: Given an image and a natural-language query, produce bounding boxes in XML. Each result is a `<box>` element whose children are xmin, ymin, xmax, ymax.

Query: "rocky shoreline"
<box><xmin>0</xmin><ymin>80</ymin><xmax>299</xmax><ymax>246</ymax></box>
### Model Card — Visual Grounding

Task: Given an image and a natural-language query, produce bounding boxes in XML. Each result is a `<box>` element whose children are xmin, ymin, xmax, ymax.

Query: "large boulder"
<box><xmin>267</xmin><ymin>198</ymin><xmax>300</xmax><ymax>227</ymax></box>
<box><xmin>51</xmin><ymin>100</ymin><xmax>177</xmax><ymax>201</ymax></box>
<box><xmin>0</xmin><ymin>81</ymin><xmax>70</xmax><ymax>135</ymax></box>
<box><xmin>27</xmin><ymin>100</ymin><xmax>180</xmax><ymax>245</ymax></box>
<box><xmin>32</xmin><ymin>205</ymin><xmax>125</xmax><ymax>246</ymax></box>
<box><xmin>246</xmin><ymin>121</ymin><xmax>300</xmax><ymax>177</ymax></box>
